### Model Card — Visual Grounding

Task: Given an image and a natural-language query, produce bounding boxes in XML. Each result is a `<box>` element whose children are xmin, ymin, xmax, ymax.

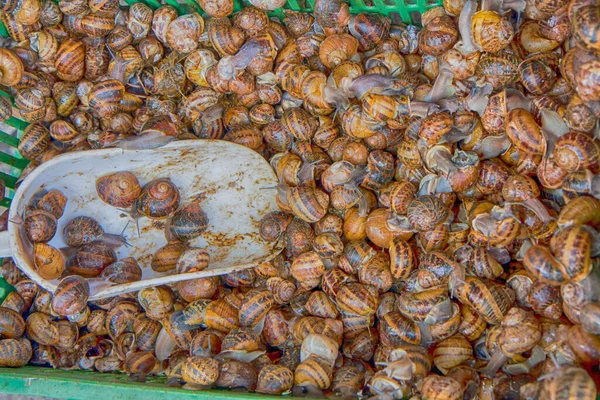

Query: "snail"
<box><xmin>63</xmin><ymin>216</ymin><xmax>130</xmax><ymax>248</ymax></box>
<box><xmin>165</xmin><ymin>202</ymin><xmax>209</xmax><ymax>241</ymax></box>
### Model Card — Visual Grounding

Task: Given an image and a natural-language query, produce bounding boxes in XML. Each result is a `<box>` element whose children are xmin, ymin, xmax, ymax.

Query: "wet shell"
<box><xmin>239</xmin><ymin>289</ymin><xmax>274</xmax><ymax>328</ymax></box>
<box><xmin>71</xmin><ymin>241</ymin><xmax>117</xmax><ymax>277</ymax></box>
<box><xmin>152</xmin><ymin>240</ymin><xmax>187</xmax><ymax>272</ymax></box>
<box><xmin>472</xmin><ymin>11</ymin><xmax>514</xmax><ymax>53</ymax></box>
<box><xmin>407</xmin><ymin>195</ymin><xmax>449</xmax><ymax>232</ymax></box>
<box><xmin>26</xmin><ymin>312</ymin><xmax>59</xmax><ymax>346</ymax></box>
<box><xmin>54</xmin><ymin>39</ymin><xmax>85</xmax><ymax>82</ymax></box>
<box><xmin>553</xmin><ymin>131</ymin><xmax>600</xmax><ymax>173</ymax></box>
<box><xmin>33</xmin><ymin>243</ymin><xmax>64</xmax><ymax>280</ymax></box>
<box><xmin>100</xmin><ymin>257</ymin><xmax>142</xmax><ymax>284</ymax></box>
<box><xmin>256</xmin><ymin>364</ymin><xmax>294</xmax><ymax>395</ymax></box>
<box><xmin>181</xmin><ymin>356</ymin><xmax>220</xmax><ymax>385</ymax></box>
<box><xmin>18</xmin><ymin>124</ymin><xmax>50</xmax><ymax>160</ymax></box>
<box><xmin>136</xmin><ymin>178</ymin><xmax>180</xmax><ymax>219</ymax></box>
<box><xmin>167</xmin><ymin>202</ymin><xmax>209</xmax><ymax>241</ymax></box>
<box><xmin>63</xmin><ymin>216</ymin><xmax>103</xmax><ymax>247</ymax></box>
<box><xmin>0</xmin><ymin>307</ymin><xmax>25</xmax><ymax>339</ymax></box>
<box><xmin>0</xmin><ymin>339</ymin><xmax>32</xmax><ymax>367</ymax></box>
<box><xmin>96</xmin><ymin>172</ymin><xmax>142</xmax><ymax>208</ymax></box>
<box><xmin>51</xmin><ymin>276</ymin><xmax>89</xmax><ymax>317</ymax></box>
<box><xmin>336</xmin><ymin>283</ymin><xmax>379</xmax><ymax>316</ymax></box>
<box><xmin>24</xmin><ymin>210</ymin><xmax>57</xmax><ymax>243</ymax></box>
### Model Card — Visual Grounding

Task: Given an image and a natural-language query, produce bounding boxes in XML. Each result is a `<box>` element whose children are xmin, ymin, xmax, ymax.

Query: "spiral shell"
<box><xmin>24</xmin><ymin>210</ymin><xmax>57</xmax><ymax>243</ymax></box>
<box><xmin>136</xmin><ymin>178</ymin><xmax>180</xmax><ymax>219</ymax></box>
<box><xmin>33</xmin><ymin>243</ymin><xmax>64</xmax><ymax>280</ymax></box>
<box><xmin>167</xmin><ymin>202</ymin><xmax>209</xmax><ymax>241</ymax></box>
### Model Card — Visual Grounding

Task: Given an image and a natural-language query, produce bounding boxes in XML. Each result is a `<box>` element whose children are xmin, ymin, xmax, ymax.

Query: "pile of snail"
<box><xmin>1</xmin><ymin>0</ymin><xmax>600</xmax><ymax>397</ymax></box>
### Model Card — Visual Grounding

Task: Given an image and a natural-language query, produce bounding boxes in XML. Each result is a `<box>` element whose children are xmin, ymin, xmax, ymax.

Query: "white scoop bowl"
<box><xmin>0</xmin><ymin>140</ymin><xmax>281</xmax><ymax>300</ymax></box>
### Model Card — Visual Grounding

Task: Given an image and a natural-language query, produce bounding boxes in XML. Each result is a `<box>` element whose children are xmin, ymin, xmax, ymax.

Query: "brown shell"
<box><xmin>432</xmin><ymin>334</ymin><xmax>473</xmax><ymax>372</ymax></box>
<box><xmin>24</xmin><ymin>210</ymin><xmax>57</xmax><ymax>243</ymax></box>
<box><xmin>336</xmin><ymin>283</ymin><xmax>379</xmax><ymax>316</ymax></box>
<box><xmin>0</xmin><ymin>307</ymin><xmax>25</xmax><ymax>339</ymax></box>
<box><xmin>472</xmin><ymin>11</ymin><xmax>513</xmax><ymax>53</ymax></box>
<box><xmin>33</xmin><ymin>243</ymin><xmax>65</xmax><ymax>280</ymax></box>
<box><xmin>70</xmin><ymin>241</ymin><xmax>117</xmax><ymax>277</ymax></box>
<box><xmin>51</xmin><ymin>275</ymin><xmax>89</xmax><ymax>317</ymax></box>
<box><xmin>256</xmin><ymin>364</ymin><xmax>294</xmax><ymax>395</ymax></box>
<box><xmin>407</xmin><ymin>195</ymin><xmax>449</xmax><ymax>232</ymax></box>
<box><xmin>182</xmin><ymin>356</ymin><xmax>220</xmax><ymax>385</ymax></box>
<box><xmin>26</xmin><ymin>312</ymin><xmax>59</xmax><ymax>346</ymax></box>
<box><xmin>36</xmin><ymin>193</ymin><xmax>67</xmax><ymax>225</ymax></box>
<box><xmin>166</xmin><ymin>202</ymin><xmax>209</xmax><ymax>241</ymax></box>
<box><xmin>18</xmin><ymin>124</ymin><xmax>51</xmax><ymax>160</ymax></box>
<box><xmin>54</xmin><ymin>39</ymin><xmax>85</xmax><ymax>82</ymax></box>
<box><xmin>379</xmin><ymin>310</ymin><xmax>420</xmax><ymax>346</ymax></box>
<box><xmin>100</xmin><ymin>257</ymin><xmax>142</xmax><ymax>284</ymax></box>
<box><xmin>553</xmin><ymin>131</ymin><xmax>600</xmax><ymax>173</ymax></box>
<box><xmin>152</xmin><ymin>240</ymin><xmax>187</xmax><ymax>273</ymax></box>
<box><xmin>63</xmin><ymin>216</ymin><xmax>103</xmax><ymax>247</ymax></box>
<box><xmin>0</xmin><ymin>338</ymin><xmax>32</xmax><ymax>367</ymax></box>
<box><xmin>455</xmin><ymin>277</ymin><xmax>515</xmax><ymax>325</ymax></box>
<box><xmin>96</xmin><ymin>172</ymin><xmax>142</xmax><ymax>208</ymax></box>
<box><xmin>239</xmin><ymin>289</ymin><xmax>274</xmax><ymax>328</ymax></box>
<box><xmin>136</xmin><ymin>178</ymin><xmax>180</xmax><ymax>219</ymax></box>
<box><xmin>418</xmin><ymin>15</ymin><xmax>458</xmax><ymax>56</ymax></box>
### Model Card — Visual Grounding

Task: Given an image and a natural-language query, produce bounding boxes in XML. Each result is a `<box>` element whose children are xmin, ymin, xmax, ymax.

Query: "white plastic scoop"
<box><xmin>0</xmin><ymin>140</ymin><xmax>281</xmax><ymax>300</ymax></box>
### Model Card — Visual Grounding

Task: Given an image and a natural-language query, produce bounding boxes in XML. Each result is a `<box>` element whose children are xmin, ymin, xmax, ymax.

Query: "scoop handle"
<box><xmin>0</xmin><ymin>231</ymin><xmax>13</xmax><ymax>258</ymax></box>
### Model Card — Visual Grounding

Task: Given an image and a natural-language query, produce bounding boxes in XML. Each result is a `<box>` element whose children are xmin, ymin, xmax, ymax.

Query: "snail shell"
<box><xmin>24</xmin><ymin>210</ymin><xmax>57</xmax><ymax>243</ymax></box>
<box><xmin>152</xmin><ymin>240</ymin><xmax>187</xmax><ymax>273</ymax></box>
<box><xmin>0</xmin><ymin>307</ymin><xmax>25</xmax><ymax>339</ymax></box>
<box><xmin>166</xmin><ymin>202</ymin><xmax>209</xmax><ymax>241</ymax></box>
<box><xmin>18</xmin><ymin>124</ymin><xmax>51</xmax><ymax>160</ymax></box>
<box><xmin>181</xmin><ymin>356</ymin><xmax>220</xmax><ymax>385</ymax></box>
<box><xmin>96</xmin><ymin>171</ymin><xmax>142</xmax><ymax>208</ymax></box>
<box><xmin>100</xmin><ymin>257</ymin><xmax>142</xmax><ymax>284</ymax></box>
<box><xmin>138</xmin><ymin>286</ymin><xmax>174</xmax><ymax>321</ymax></box>
<box><xmin>33</xmin><ymin>243</ymin><xmax>65</xmax><ymax>280</ymax></box>
<box><xmin>0</xmin><ymin>338</ymin><xmax>32</xmax><ymax>367</ymax></box>
<box><xmin>256</xmin><ymin>364</ymin><xmax>294</xmax><ymax>395</ymax></box>
<box><xmin>37</xmin><ymin>190</ymin><xmax>68</xmax><ymax>219</ymax></box>
<box><xmin>26</xmin><ymin>312</ymin><xmax>59</xmax><ymax>346</ymax></box>
<box><xmin>63</xmin><ymin>216</ymin><xmax>103</xmax><ymax>247</ymax></box>
<box><xmin>51</xmin><ymin>275</ymin><xmax>89</xmax><ymax>317</ymax></box>
<box><xmin>70</xmin><ymin>241</ymin><xmax>117</xmax><ymax>278</ymax></box>
<box><xmin>407</xmin><ymin>195</ymin><xmax>449</xmax><ymax>232</ymax></box>
<box><xmin>136</xmin><ymin>178</ymin><xmax>180</xmax><ymax>219</ymax></box>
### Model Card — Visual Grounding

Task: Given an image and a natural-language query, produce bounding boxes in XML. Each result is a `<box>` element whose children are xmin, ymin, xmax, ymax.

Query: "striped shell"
<box><xmin>256</xmin><ymin>364</ymin><xmax>294</xmax><ymax>395</ymax></box>
<box><xmin>54</xmin><ymin>39</ymin><xmax>85</xmax><ymax>81</ymax></box>
<box><xmin>0</xmin><ymin>307</ymin><xmax>25</xmax><ymax>338</ymax></box>
<box><xmin>63</xmin><ymin>216</ymin><xmax>103</xmax><ymax>247</ymax></box>
<box><xmin>505</xmin><ymin>109</ymin><xmax>545</xmax><ymax>155</ymax></box>
<box><xmin>181</xmin><ymin>356</ymin><xmax>220</xmax><ymax>385</ymax></box>
<box><xmin>136</xmin><ymin>178</ymin><xmax>180</xmax><ymax>219</ymax></box>
<box><xmin>167</xmin><ymin>202</ymin><xmax>209</xmax><ymax>241</ymax></box>
<box><xmin>18</xmin><ymin>124</ymin><xmax>50</xmax><ymax>160</ymax></box>
<box><xmin>0</xmin><ymin>338</ymin><xmax>31</xmax><ymax>367</ymax></box>
<box><xmin>24</xmin><ymin>210</ymin><xmax>56</xmax><ymax>243</ymax></box>
<box><xmin>455</xmin><ymin>277</ymin><xmax>515</xmax><ymax>325</ymax></box>
<box><xmin>51</xmin><ymin>276</ymin><xmax>90</xmax><ymax>317</ymax></box>
<box><xmin>239</xmin><ymin>289</ymin><xmax>274</xmax><ymax>328</ymax></box>
<box><xmin>336</xmin><ymin>283</ymin><xmax>379</xmax><ymax>316</ymax></box>
<box><xmin>96</xmin><ymin>171</ymin><xmax>141</xmax><ymax>208</ymax></box>
<box><xmin>407</xmin><ymin>195</ymin><xmax>449</xmax><ymax>232</ymax></box>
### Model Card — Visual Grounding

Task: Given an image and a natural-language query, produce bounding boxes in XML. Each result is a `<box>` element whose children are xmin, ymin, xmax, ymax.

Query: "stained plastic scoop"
<box><xmin>0</xmin><ymin>140</ymin><xmax>281</xmax><ymax>300</ymax></box>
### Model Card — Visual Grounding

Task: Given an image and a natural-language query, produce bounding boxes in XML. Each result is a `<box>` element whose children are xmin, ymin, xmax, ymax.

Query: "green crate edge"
<box><xmin>0</xmin><ymin>366</ymin><xmax>310</xmax><ymax>399</ymax></box>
